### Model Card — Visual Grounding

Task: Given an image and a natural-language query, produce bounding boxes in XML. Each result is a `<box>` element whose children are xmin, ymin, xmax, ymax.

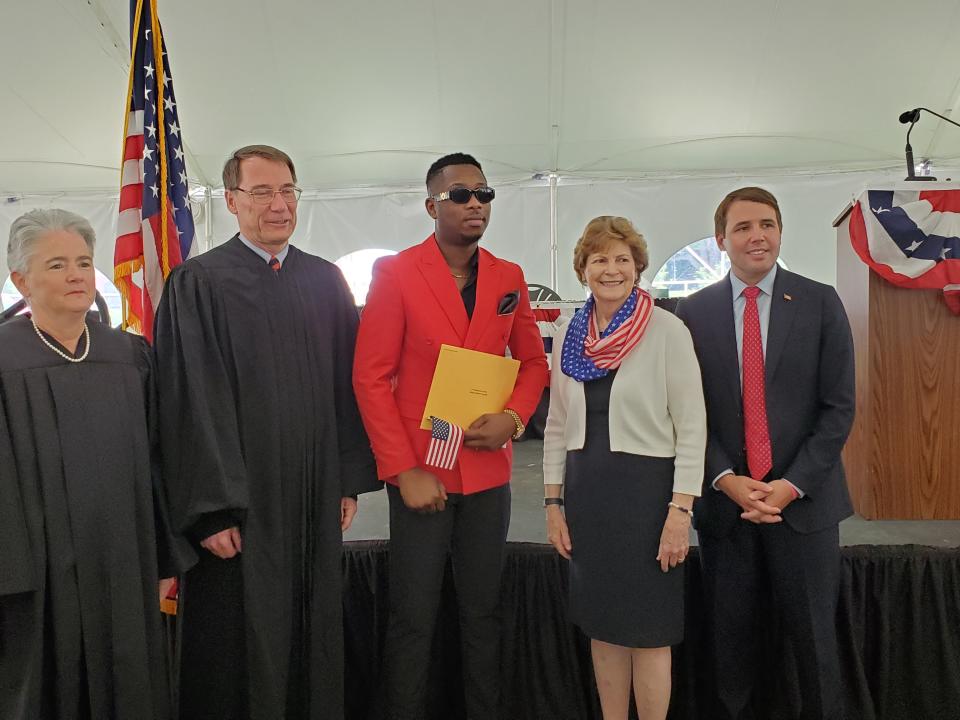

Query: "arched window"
<box><xmin>652</xmin><ymin>237</ymin><xmax>787</xmax><ymax>298</ymax></box>
<box><xmin>2</xmin><ymin>269</ymin><xmax>124</xmax><ymax>327</ymax></box>
<box><xmin>334</xmin><ymin>248</ymin><xmax>397</xmax><ymax>305</ymax></box>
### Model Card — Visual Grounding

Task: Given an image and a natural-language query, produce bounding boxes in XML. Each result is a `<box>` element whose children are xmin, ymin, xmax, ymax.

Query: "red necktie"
<box><xmin>269</xmin><ymin>256</ymin><xmax>281</xmax><ymax>272</ymax></box>
<box><xmin>742</xmin><ymin>286</ymin><xmax>772</xmax><ymax>480</ymax></box>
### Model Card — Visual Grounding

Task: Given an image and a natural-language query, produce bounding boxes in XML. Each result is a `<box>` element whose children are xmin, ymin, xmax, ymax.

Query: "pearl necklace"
<box><xmin>32</xmin><ymin>319</ymin><xmax>90</xmax><ymax>363</ymax></box>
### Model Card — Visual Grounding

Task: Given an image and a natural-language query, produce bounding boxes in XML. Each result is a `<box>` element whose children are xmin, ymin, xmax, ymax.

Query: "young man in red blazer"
<box><xmin>353</xmin><ymin>153</ymin><xmax>548</xmax><ymax>719</ymax></box>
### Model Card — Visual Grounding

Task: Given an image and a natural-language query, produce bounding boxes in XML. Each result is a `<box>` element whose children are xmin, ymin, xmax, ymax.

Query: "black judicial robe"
<box><xmin>153</xmin><ymin>236</ymin><xmax>380</xmax><ymax>720</ymax></box>
<box><xmin>0</xmin><ymin>317</ymin><xmax>192</xmax><ymax>720</ymax></box>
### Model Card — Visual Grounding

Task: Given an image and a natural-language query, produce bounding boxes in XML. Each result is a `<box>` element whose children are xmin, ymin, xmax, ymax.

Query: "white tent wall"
<box><xmin>552</xmin><ymin>169</ymin><xmax>916</xmax><ymax>298</ymax></box>
<box><xmin>207</xmin><ymin>184</ymin><xmax>555</xmax><ymax>303</ymax></box>
<box><xmin>3</xmin><ymin>166</ymin><xmax>953</xmax><ymax>307</ymax></box>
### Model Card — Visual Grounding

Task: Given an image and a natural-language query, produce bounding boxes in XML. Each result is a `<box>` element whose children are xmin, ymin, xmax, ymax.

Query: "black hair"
<box><xmin>425</xmin><ymin>153</ymin><xmax>483</xmax><ymax>188</ymax></box>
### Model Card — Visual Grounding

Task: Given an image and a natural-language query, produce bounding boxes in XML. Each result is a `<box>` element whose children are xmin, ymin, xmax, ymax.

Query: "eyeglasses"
<box><xmin>234</xmin><ymin>186</ymin><xmax>303</xmax><ymax>204</ymax></box>
<box><xmin>430</xmin><ymin>186</ymin><xmax>496</xmax><ymax>205</ymax></box>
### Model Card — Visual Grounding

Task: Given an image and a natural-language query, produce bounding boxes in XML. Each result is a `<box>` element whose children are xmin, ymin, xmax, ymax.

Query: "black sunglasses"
<box><xmin>430</xmin><ymin>186</ymin><xmax>496</xmax><ymax>204</ymax></box>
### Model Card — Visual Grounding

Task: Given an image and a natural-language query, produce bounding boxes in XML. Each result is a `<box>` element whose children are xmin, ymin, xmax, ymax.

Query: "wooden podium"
<box><xmin>835</xmin><ymin>205</ymin><xmax>960</xmax><ymax>519</ymax></box>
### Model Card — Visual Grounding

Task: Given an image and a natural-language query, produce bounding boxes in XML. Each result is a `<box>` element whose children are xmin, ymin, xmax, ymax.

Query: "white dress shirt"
<box><xmin>713</xmin><ymin>265</ymin><xmax>803</xmax><ymax>497</ymax></box>
<box><xmin>238</xmin><ymin>233</ymin><xmax>290</xmax><ymax>265</ymax></box>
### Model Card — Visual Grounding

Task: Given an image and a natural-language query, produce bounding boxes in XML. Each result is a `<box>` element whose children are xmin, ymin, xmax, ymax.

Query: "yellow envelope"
<box><xmin>420</xmin><ymin>345</ymin><xmax>521</xmax><ymax>430</ymax></box>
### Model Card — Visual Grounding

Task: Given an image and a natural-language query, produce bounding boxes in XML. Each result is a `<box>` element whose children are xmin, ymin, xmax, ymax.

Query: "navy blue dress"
<box><xmin>564</xmin><ymin>369</ymin><xmax>684</xmax><ymax>647</ymax></box>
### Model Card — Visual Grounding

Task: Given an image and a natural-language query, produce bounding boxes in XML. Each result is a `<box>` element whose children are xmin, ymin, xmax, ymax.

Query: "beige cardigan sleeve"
<box><xmin>542</xmin><ymin>323</ymin><xmax>570</xmax><ymax>485</ymax></box>
<box><xmin>663</xmin><ymin>318</ymin><xmax>707</xmax><ymax>496</ymax></box>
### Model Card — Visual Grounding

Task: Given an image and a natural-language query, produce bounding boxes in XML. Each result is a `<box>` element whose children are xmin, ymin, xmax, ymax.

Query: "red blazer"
<box><xmin>353</xmin><ymin>235</ymin><xmax>548</xmax><ymax>494</ymax></box>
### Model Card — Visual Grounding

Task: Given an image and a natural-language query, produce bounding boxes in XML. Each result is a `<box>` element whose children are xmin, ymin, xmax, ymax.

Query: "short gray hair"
<box><xmin>7</xmin><ymin>208</ymin><xmax>97</xmax><ymax>275</ymax></box>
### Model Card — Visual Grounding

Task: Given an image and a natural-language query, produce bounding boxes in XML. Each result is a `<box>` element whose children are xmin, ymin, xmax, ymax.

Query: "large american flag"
<box><xmin>114</xmin><ymin>0</ymin><xmax>196</xmax><ymax>340</ymax></box>
<box><xmin>424</xmin><ymin>416</ymin><xmax>464</xmax><ymax>471</ymax></box>
<box><xmin>849</xmin><ymin>189</ymin><xmax>960</xmax><ymax>314</ymax></box>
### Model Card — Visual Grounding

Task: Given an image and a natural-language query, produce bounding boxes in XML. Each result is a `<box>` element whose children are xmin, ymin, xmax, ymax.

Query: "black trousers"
<box><xmin>385</xmin><ymin>483</ymin><xmax>511</xmax><ymax>720</ymax></box>
<box><xmin>699</xmin><ymin>520</ymin><xmax>843</xmax><ymax>720</ymax></box>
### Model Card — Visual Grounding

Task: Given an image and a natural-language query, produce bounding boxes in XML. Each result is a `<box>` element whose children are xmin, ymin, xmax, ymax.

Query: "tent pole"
<box><xmin>549</xmin><ymin>172</ymin><xmax>558</xmax><ymax>291</ymax></box>
<box><xmin>203</xmin><ymin>186</ymin><xmax>213</xmax><ymax>252</ymax></box>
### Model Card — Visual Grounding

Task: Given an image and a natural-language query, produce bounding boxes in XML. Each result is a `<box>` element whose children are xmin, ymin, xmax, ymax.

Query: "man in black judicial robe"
<box><xmin>0</xmin><ymin>316</ymin><xmax>191</xmax><ymax>720</ymax></box>
<box><xmin>153</xmin><ymin>145</ymin><xmax>380</xmax><ymax>720</ymax></box>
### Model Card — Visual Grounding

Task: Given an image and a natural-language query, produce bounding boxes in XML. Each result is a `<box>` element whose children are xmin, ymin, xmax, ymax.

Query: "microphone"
<box><xmin>902</xmin><ymin>107</ymin><xmax>960</xmax><ymax>129</ymax></box>
<box><xmin>899</xmin><ymin>109</ymin><xmax>921</xmax><ymax>124</ymax></box>
<box><xmin>905</xmin><ymin>143</ymin><xmax>919</xmax><ymax>180</ymax></box>
<box><xmin>899</xmin><ymin>108</ymin><xmax>937</xmax><ymax>181</ymax></box>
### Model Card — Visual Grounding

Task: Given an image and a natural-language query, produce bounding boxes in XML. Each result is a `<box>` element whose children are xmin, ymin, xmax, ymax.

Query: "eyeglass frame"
<box><xmin>232</xmin><ymin>186</ymin><xmax>303</xmax><ymax>204</ymax></box>
<box><xmin>429</xmin><ymin>186</ymin><xmax>496</xmax><ymax>204</ymax></box>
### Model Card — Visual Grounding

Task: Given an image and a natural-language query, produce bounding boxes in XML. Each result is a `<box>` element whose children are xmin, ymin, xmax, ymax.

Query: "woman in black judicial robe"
<box><xmin>0</xmin><ymin>209</ymin><xmax>193</xmax><ymax>720</ymax></box>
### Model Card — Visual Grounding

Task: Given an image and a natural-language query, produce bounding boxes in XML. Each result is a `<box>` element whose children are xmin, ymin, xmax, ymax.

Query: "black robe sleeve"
<box><xmin>134</xmin><ymin>337</ymin><xmax>198</xmax><ymax>576</ymax></box>
<box><xmin>153</xmin><ymin>264</ymin><xmax>250</xmax><ymax>542</ymax></box>
<box><xmin>330</xmin><ymin>266</ymin><xmax>381</xmax><ymax>498</ymax></box>
<box><xmin>0</xmin><ymin>398</ymin><xmax>36</xmax><ymax>596</ymax></box>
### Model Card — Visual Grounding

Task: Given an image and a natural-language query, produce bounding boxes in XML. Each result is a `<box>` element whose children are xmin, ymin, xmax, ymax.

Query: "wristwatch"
<box><xmin>503</xmin><ymin>408</ymin><xmax>525</xmax><ymax>440</ymax></box>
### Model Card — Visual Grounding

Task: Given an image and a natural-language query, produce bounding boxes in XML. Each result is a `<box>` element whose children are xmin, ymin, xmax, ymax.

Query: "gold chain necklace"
<box><xmin>32</xmin><ymin>319</ymin><xmax>90</xmax><ymax>363</ymax></box>
<box><xmin>450</xmin><ymin>271</ymin><xmax>469</xmax><ymax>279</ymax></box>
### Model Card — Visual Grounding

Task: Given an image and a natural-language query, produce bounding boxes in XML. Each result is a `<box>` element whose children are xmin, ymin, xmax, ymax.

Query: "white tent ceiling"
<box><xmin>3</xmin><ymin>0</ymin><xmax>960</xmax><ymax>194</ymax></box>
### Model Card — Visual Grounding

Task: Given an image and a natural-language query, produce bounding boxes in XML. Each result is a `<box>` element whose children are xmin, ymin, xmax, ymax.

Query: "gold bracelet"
<box><xmin>503</xmin><ymin>408</ymin><xmax>525</xmax><ymax>440</ymax></box>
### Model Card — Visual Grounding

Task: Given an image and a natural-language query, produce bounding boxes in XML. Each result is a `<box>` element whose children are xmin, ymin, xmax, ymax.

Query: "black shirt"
<box><xmin>459</xmin><ymin>250</ymin><xmax>480</xmax><ymax>319</ymax></box>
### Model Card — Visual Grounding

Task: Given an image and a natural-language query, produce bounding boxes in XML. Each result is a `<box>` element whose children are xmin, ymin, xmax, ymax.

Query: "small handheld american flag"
<box><xmin>425</xmin><ymin>416</ymin><xmax>464</xmax><ymax>471</ymax></box>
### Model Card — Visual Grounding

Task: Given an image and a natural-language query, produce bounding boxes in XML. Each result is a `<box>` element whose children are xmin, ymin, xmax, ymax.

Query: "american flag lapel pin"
<box><xmin>783</xmin><ymin>293</ymin><xmax>792</xmax><ymax>302</ymax></box>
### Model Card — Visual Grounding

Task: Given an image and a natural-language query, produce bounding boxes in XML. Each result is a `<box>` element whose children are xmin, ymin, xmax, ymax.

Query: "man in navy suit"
<box><xmin>676</xmin><ymin>187</ymin><xmax>855</xmax><ymax>720</ymax></box>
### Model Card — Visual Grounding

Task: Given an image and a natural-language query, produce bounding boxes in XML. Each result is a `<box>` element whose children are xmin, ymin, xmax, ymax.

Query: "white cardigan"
<box><xmin>542</xmin><ymin>307</ymin><xmax>707</xmax><ymax>496</ymax></box>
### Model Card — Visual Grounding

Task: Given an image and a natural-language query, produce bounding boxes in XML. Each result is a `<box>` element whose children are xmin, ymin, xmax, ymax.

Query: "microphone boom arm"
<box><xmin>898</xmin><ymin>107</ymin><xmax>959</xmax><ymax>181</ymax></box>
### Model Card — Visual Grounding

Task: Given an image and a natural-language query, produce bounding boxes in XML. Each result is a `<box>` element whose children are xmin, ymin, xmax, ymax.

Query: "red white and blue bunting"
<box><xmin>849</xmin><ymin>189</ymin><xmax>960</xmax><ymax>314</ymax></box>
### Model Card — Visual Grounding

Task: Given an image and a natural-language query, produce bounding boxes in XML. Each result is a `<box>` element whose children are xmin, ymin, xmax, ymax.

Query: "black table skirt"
<box><xmin>342</xmin><ymin>542</ymin><xmax>960</xmax><ymax>720</ymax></box>
<box><xmin>164</xmin><ymin>542</ymin><xmax>960</xmax><ymax>719</ymax></box>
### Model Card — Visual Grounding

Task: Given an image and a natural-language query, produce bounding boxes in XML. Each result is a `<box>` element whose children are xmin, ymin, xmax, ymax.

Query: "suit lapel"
<box><xmin>709</xmin><ymin>276</ymin><xmax>743</xmax><ymax>410</ymax></box>
<box><xmin>463</xmin><ymin>248</ymin><xmax>500</xmax><ymax>349</ymax></box>
<box><xmin>416</xmin><ymin>235</ymin><xmax>470</xmax><ymax>341</ymax></box>
<box><xmin>765</xmin><ymin>269</ymin><xmax>798</xmax><ymax>383</ymax></box>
